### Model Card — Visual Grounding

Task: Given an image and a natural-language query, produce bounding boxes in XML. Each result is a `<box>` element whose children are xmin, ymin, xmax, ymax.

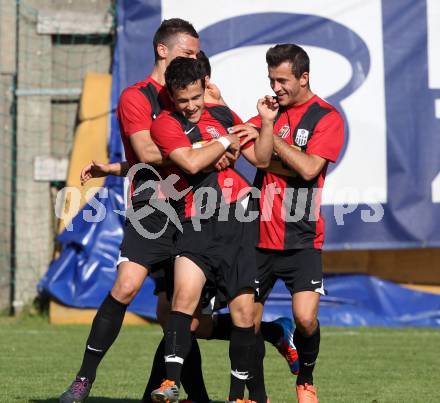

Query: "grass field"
<box><xmin>1</xmin><ymin>316</ymin><xmax>439</xmax><ymax>403</ymax></box>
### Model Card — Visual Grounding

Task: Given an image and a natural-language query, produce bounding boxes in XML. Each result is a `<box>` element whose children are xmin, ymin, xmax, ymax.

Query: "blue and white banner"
<box><xmin>114</xmin><ymin>0</ymin><xmax>440</xmax><ymax>250</ymax></box>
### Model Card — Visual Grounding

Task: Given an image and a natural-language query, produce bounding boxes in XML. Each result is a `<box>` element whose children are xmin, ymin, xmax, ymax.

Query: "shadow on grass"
<box><xmin>30</xmin><ymin>399</ymin><xmax>140</xmax><ymax>403</ymax></box>
<box><xmin>31</xmin><ymin>400</ymin><xmax>226</xmax><ymax>403</ymax></box>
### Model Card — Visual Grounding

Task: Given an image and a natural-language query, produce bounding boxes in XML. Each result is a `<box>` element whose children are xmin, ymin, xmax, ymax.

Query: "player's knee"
<box><xmin>172</xmin><ymin>291</ymin><xmax>198</xmax><ymax>314</ymax></box>
<box><xmin>112</xmin><ymin>279</ymin><xmax>140</xmax><ymax>304</ymax></box>
<box><xmin>294</xmin><ymin>315</ymin><xmax>317</xmax><ymax>336</ymax></box>
<box><xmin>231</xmin><ymin>306</ymin><xmax>254</xmax><ymax>328</ymax></box>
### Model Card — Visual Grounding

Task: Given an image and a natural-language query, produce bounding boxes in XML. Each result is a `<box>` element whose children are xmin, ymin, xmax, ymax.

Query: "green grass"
<box><xmin>1</xmin><ymin>316</ymin><xmax>439</xmax><ymax>402</ymax></box>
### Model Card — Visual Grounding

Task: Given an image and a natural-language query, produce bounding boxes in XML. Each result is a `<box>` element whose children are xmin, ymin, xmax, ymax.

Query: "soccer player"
<box><xmin>149</xmin><ymin>56</ymin><xmax>276</xmax><ymax>403</ymax></box>
<box><xmin>59</xmin><ymin>18</ymin><xmax>213</xmax><ymax>403</ymax></box>
<box><xmin>79</xmin><ymin>51</ymin><xmax>231</xmax><ymax>184</ymax></box>
<box><xmin>81</xmin><ymin>50</ymin><xmax>300</xmax><ymax>402</ymax></box>
<box><xmin>246</xmin><ymin>44</ymin><xmax>344</xmax><ymax>403</ymax></box>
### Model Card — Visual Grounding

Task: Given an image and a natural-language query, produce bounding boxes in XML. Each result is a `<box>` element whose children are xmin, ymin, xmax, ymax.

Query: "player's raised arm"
<box><xmin>80</xmin><ymin>161</ymin><xmax>130</xmax><ymax>185</ymax></box>
<box><xmin>232</xmin><ymin>95</ymin><xmax>278</xmax><ymax>168</ymax></box>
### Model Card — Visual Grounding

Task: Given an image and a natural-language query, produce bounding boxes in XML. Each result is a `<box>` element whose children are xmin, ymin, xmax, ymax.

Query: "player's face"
<box><xmin>171</xmin><ymin>80</ymin><xmax>205</xmax><ymax>123</ymax></box>
<box><xmin>268</xmin><ymin>61</ymin><xmax>309</xmax><ymax>106</ymax></box>
<box><xmin>165</xmin><ymin>33</ymin><xmax>200</xmax><ymax>67</ymax></box>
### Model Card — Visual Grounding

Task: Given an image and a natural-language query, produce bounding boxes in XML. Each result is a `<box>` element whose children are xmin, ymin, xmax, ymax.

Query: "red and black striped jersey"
<box><xmin>116</xmin><ymin>75</ymin><xmax>173</xmax><ymax>167</ymax></box>
<box><xmin>116</xmin><ymin>75</ymin><xmax>174</xmax><ymax>202</ymax></box>
<box><xmin>151</xmin><ymin>104</ymin><xmax>252</xmax><ymax>219</ymax></box>
<box><xmin>247</xmin><ymin>95</ymin><xmax>344</xmax><ymax>250</ymax></box>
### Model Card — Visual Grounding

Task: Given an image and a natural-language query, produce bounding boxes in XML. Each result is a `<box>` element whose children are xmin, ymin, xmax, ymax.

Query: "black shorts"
<box><xmin>118</xmin><ymin>204</ymin><xmax>177</xmax><ymax>272</ymax></box>
<box><xmin>174</xmin><ymin>201</ymin><xmax>258</xmax><ymax>302</ymax></box>
<box><xmin>164</xmin><ymin>271</ymin><xmax>227</xmax><ymax>311</ymax></box>
<box><xmin>255</xmin><ymin>248</ymin><xmax>325</xmax><ymax>303</ymax></box>
<box><xmin>150</xmin><ymin>259</ymin><xmax>173</xmax><ymax>295</ymax></box>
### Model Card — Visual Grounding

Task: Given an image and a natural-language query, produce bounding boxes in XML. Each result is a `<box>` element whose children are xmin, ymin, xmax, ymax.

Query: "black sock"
<box><xmin>248</xmin><ymin>332</ymin><xmax>267</xmax><ymax>403</ymax></box>
<box><xmin>78</xmin><ymin>293</ymin><xmax>128</xmax><ymax>381</ymax></box>
<box><xmin>294</xmin><ymin>322</ymin><xmax>320</xmax><ymax>385</ymax></box>
<box><xmin>209</xmin><ymin>313</ymin><xmax>233</xmax><ymax>341</ymax></box>
<box><xmin>229</xmin><ymin>325</ymin><xmax>256</xmax><ymax>401</ymax></box>
<box><xmin>181</xmin><ymin>335</ymin><xmax>210</xmax><ymax>402</ymax></box>
<box><xmin>260</xmin><ymin>320</ymin><xmax>284</xmax><ymax>346</ymax></box>
<box><xmin>142</xmin><ymin>337</ymin><xmax>166</xmax><ymax>403</ymax></box>
<box><xmin>164</xmin><ymin>311</ymin><xmax>193</xmax><ymax>387</ymax></box>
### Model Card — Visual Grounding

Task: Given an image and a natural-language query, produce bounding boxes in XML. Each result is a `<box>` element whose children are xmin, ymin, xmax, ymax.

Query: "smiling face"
<box><xmin>268</xmin><ymin>61</ymin><xmax>309</xmax><ymax>107</ymax></box>
<box><xmin>170</xmin><ymin>79</ymin><xmax>205</xmax><ymax>123</ymax></box>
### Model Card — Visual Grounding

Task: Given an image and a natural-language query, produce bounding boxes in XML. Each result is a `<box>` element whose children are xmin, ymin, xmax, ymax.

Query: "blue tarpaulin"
<box><xmin>264</xmin><ymin>275</ymin><xmax>440</xmax><ymax>327</ymax></box>
<box><xmin>38</xmin><ymin>185</ymin><xmax>158</xmax><ymax>320</ymax></box>
<box><xmin>40</xmin><ymin>255</ymin><xmax>440</xmax><ymax>326</ymax></box>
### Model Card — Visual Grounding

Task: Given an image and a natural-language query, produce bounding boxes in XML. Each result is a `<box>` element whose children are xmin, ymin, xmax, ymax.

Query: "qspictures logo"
<box><xmin>55</xmin><ymin>163</ymin><xmax>384</xmax><ymax>238</ymax></box>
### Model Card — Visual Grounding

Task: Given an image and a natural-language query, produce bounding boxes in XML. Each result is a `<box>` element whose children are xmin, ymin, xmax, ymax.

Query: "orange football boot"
<box><xmin>296</xmin><ymin>383</ymin><xmax>318</xmax><ymax>403</ymax></box>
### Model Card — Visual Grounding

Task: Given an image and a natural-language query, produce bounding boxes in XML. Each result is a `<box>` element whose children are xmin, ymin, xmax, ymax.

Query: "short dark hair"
<box><xmin>153</xmin><ymin>18</ymin><xmax>199</xmax><ymax>61</ymax></box>
<box><xmin>266</xmin><ymin>44</ymin><xmax>309</xmax><ymax>79</ymax></box>
<box><xmin>165</xmin><ymin>57</ymin><xmax>206</xmax><ymax>93</ymax></box>
<box><xmin>196</xmin><ymin>50</ymin><xmax>211</xmax><ymax>78</ymax></box>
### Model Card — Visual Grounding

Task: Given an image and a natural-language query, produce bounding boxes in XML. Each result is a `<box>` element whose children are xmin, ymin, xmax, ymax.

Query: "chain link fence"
<box><xmin>0</xmin><ymin>0</ymin><xmax>115</xmax><ymax>313</ymax></box>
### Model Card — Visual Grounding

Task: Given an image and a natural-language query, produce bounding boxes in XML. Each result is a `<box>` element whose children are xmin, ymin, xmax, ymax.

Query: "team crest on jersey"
<box><xmin>295</xmin><ymin>128</ymin><xmax>309</xmax><ymax>146</ymax></box>
<box><xmin>278</xmin><ymin>124</ymin><xmax>290</xmax><ymax>139</ymax></box>
<box><xmin>206</xmin><ymin>126</ymin><xmax>221</xmax><ymax>138</ymax></box>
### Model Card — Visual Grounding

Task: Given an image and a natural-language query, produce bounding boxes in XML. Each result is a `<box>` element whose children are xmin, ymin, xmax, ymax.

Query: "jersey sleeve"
<box><xmin>150</xmin><ymin>115</ymin><xmax>192</xmax><ymax>158</ymax></box>
<box><xmin>228</xmin><ymin>109</ymin><xmax>253</xmax><ymax>148</ymax></box>
<box><xmin>306</xmin><ymin>110</ymin><xmax>344</xmax><ymax>163</ymax></box>
<box><xmin>246</xmin><ymin>114</ymin><xmax>262</xmax><ymax>129</ymax></box>
<box><xmin>241</xmin><ymin>114</ymin><xmax>262</xmax><ymax>150</ymax></box>
<box><xmin>117</xmin><ymin>88</ymin><xmax>153</xmax><ymax>136</ymax></box>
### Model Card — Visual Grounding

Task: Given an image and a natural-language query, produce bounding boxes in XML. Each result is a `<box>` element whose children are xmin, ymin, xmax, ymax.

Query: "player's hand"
<box><xmin>214</xmin><ymin>154</ymin><xmax>231</xmax><ymax>171</ymax></box>
<box><xmin>227</xmin><ymin>124</ymin><xmax>259</xmax><ymax>147</ymax></box>
<box><xmin>204</xmin><ymin>81</ymin><xmax>223</xmax><ymax>104</ymax></box>
<box><xmin>214</xmin><ymin>151</ymin><xmax>237</xmax><ymax>171</ymax></box>
<box><xmin>80</xmin><ymin>160</ymin><xmax>110</xmax><ymax>185</ymax></box>
<box><xmin>224</xmin><ymin>133</ymin><xmax>244</xmax><ymax>156</ymax></box>
<box><xmin>257</xmin><ymin>95</ymin><xmax>279</xmax><ymax>122</ymax></box>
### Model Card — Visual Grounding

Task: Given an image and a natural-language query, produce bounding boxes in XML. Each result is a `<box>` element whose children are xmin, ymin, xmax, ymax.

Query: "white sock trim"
<box><xmin>230</xmin><ymin>369</ymin><xmax>250</xmax><ymax>380</ymax></box>
<box><xmin>165</xmin><ymin>354</ymin><xmax>184</xmax><ymax>364</ymax></box>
